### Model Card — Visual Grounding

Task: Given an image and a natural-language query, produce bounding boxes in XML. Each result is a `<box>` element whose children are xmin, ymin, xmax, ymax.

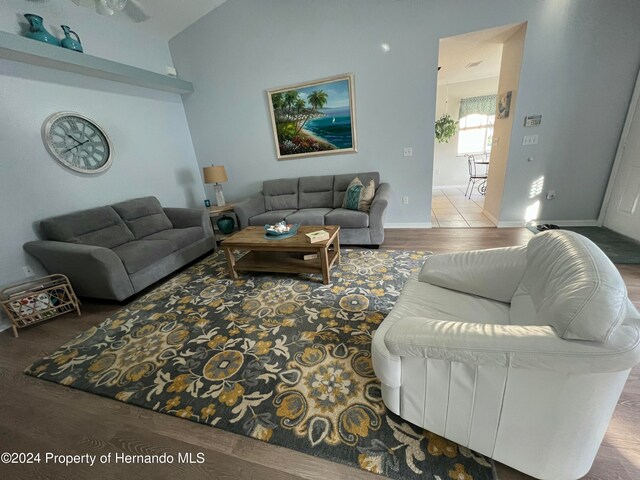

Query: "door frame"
<box><xmin>598</xmin><ymin>65</ymin><xmax>640</xmax><ymax>225</ymax></box>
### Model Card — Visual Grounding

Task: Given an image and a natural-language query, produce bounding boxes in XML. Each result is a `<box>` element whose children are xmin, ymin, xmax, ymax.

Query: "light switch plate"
<box><xmin>403</xmin><ymin>147</ymin><xmax>413</xmax><ymax>157</ymax></box>
<box><xmin>522</xmin><ymin>134</ymin><xmax>539</xmax><ymax>146</ymax></box>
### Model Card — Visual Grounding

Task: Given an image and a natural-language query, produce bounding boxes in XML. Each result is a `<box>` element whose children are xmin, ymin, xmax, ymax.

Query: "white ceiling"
<box><xmin>437</xmin><ymin>23</ymin><xmax>523</xmax><ymax>85</ymax></box>
<box><xmin>72</xmin><ymin>0</ymin><xmax>228</xmax><ymax>39</ymax></box>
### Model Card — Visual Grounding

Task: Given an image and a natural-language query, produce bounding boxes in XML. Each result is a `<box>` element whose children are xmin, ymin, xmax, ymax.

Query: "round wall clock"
<box><xmin>42</xmin><ymin>112</ymin><xmax>113</xmax><ymax>174</ymax></box>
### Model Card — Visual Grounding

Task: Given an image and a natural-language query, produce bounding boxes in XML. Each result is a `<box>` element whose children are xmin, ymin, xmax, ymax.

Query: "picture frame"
<box><xmin>497</xmin><ymin>91</ymin><xmax>512</xmax><ymax>119</ymax></box>
<box><xmin>266</xmin><ymin>73</ymin><xmax>358</xmax><ymax>160</ymax></box>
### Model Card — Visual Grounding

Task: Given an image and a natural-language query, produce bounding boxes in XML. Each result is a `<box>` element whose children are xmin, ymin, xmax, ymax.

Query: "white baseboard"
<box><xmin>482</xmin><ymin>209</ymin><xmax>499</xmax><ymax>225</ymax></box>
<box><xmin>385</xmin><ymin>223</ymin><xmax>432</xmax><ymax>229</ymax></box>
<box><xmin>386</xmin><ymin>219</ymin><xmax>599</xmax><ymax>229</ymax></box>
<box><xmin>497</xmin><ymin>220</ymin><xmax>527</xmax><ymax>227</ymax></box>
<box><xmin>496</xmin><ymin>219</ymin><xmax>600</xmax><ymax>228</ymax></box>
<box><xmin>535</xmin><ymin>219</ymin><xmax>600</xmax><ymax>227</ymax></box>
<box><xmin>528</xmin><ymin>220</ymin><xmax>600</xmax><ymax>227</ymax></box>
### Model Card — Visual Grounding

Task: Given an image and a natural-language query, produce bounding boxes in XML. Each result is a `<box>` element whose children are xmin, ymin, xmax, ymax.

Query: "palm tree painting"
<box><xmin>267</xmin><ymin>74</ymin><xmax>358</xmax><ymax>160</ymax></box>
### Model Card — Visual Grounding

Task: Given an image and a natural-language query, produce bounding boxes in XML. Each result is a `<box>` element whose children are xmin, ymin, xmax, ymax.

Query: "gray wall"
<box><xmin>170</xmin><ymin>0</ymin><xmax>640</xmax><ymax>226</ymax></box>
<box><xmin>0</xmin><ymin>1</ymin><xmax>204</xmax><ymax>331</ymax></box>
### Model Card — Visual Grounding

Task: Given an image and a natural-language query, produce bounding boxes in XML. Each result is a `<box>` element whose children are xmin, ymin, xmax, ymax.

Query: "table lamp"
<box><xmin>203</xmin><ymin>165</ymin><xmax>228</xmax><ymax>206</ymax></box>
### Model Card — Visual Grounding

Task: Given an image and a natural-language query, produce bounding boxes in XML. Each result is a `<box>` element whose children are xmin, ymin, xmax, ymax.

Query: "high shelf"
<box><xmin>0</xmin><ymin>30</ymin><xmax>193</xmax><ymax>94</ymax></box>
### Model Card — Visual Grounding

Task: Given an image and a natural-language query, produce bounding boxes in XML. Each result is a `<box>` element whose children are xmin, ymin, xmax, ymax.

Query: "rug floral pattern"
<box><xmin>26</xmin><ymin>249</ymin><xmax>496</xmax><ymax>480</ymax></box>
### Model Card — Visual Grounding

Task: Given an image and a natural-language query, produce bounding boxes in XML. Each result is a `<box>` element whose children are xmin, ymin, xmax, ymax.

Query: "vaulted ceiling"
<box><xmin>71</xmin><ymin>0</ymin><xmax>228</xmax><ymax>39</ymax></box>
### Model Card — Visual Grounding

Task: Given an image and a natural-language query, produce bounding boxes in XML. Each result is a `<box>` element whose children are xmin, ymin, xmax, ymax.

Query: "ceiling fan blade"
<box><xmin>122</xmin><ymin>0</ymin><xmax>149</xmax><ymax>23</ymax></box>
<box><xmin>95</xmin><ymin>0</ymin><xmax>115</xmax><ymax>16</ymax></box>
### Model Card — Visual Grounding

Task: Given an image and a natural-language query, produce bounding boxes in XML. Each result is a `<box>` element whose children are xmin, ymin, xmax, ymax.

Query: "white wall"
<box><xmin>169</xmin><ymin>0</ymin><xmax>640</xmax><ymax>227</ymax></box>
<box><xmin>433</xmin><ymin>76</ymin><xmax>499</xmax><ymax>187</ymax></box>
<box><xmin>0</xmin><ymin>1</ymin><xmax>204</xmax><ymax>331</ymax></box>
<box><xmin>484</xmin><ymin>26</ymin><xmax>527</xmax><ymax>222</ymax></box>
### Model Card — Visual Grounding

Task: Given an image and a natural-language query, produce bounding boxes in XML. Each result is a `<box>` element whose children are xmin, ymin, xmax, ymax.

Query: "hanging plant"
<box><xmin>435</xmin><ymin>114</ymin><xmax>457</xmax><ymax>143</ymax></box>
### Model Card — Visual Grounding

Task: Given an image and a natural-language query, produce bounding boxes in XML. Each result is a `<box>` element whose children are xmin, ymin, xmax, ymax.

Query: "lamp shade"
<box><xmin>203</xmin><ymin>165</ymin><xmax>228</xmax><ymax>184</ymax></box>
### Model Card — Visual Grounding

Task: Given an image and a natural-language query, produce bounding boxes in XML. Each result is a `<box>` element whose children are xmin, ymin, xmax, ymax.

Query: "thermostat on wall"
<box><xmin>524</xmin><ymin>114</ymin><xmax>542</xmax><ymax>127</ymax></box>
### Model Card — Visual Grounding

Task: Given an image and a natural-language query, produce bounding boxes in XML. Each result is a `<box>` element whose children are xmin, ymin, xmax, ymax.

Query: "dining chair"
<box><xmin>465</xmin><ymin>155</ymin><xmax>488</xmax><ymax>197</ymax></box>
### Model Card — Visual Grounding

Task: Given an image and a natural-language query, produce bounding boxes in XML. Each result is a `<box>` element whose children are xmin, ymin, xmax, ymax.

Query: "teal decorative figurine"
<box><xmin>60</xmin><ymin>25</ymin><xmax>83</xmax><ymax>53</ymax></box>
<box><xmin>24</xmin><ymin>14</ymin><xmax>60</xmax><ymax>46</ymax></box>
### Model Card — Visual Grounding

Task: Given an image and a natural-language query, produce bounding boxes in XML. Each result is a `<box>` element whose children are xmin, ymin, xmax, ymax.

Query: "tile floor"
<box><xmin>431</xmin><ymin>187</ymin><xmax>496</xmax><ymax>228</ymax></box>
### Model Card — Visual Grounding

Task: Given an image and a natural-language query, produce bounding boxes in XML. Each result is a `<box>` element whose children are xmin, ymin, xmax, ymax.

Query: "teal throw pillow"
<box><xmin>343</xmin><ymin>183</ymin><xmax>364</xmax><ymax>211</ymax></box>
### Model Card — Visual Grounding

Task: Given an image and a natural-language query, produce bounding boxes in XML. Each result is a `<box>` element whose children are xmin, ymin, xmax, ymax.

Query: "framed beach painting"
<box><xmin>267</xmin><ymin>73</ymin><xmax>358</xmax><ymax>160</ymax></box>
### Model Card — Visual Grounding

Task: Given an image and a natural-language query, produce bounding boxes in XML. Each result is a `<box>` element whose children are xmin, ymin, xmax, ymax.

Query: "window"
<box><xmin>458</xmin><ymin>113</ymin><xmax>495</xmax><ymax>155</ymax></box>
<box><xmin>457</xmin><ymin>94</ymin><xmax>497</xmax><ymax>155</ymax></box>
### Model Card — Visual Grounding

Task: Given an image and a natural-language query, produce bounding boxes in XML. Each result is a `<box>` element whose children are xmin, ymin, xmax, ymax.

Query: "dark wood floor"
<box><xmin>0</xmin><ymin>228</ymin><xmax>638</xmax><ymax>480</ymax></box>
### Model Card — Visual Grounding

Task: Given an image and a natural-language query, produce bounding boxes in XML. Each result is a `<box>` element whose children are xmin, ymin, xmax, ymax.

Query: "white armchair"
<box><xmin>372</xmin><ymin>231</ymin><xmax>640</xmax><ymax>480</ymax></box>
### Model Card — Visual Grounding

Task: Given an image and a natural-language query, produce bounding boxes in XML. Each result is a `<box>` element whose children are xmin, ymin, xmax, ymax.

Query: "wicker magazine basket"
<box><xmin>0</xmin><ymin>274</ymin><xmax>81</xmax><ymax>338</ymax></box>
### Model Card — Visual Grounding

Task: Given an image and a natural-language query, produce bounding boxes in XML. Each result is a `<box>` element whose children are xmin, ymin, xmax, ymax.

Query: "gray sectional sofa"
<box><xmin>24</xmin><ymin>196</ymin><xmax>215</xmax><ymax>301</ymax></box>
<box><xmin>234</xmin><ymin>172</ymin><xmax>390</xmax><ymax>246</ymax></box>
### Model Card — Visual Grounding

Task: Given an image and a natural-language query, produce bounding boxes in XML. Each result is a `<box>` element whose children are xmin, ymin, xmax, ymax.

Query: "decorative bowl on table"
<box><xmin>264</xmin><ymin>221</ymin><xmax>299</xmax><ymax>236</ymax></box>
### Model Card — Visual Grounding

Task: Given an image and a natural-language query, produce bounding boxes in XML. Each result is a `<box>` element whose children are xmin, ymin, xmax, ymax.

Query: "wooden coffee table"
<box><xmin>220</xmin><ymin>225</ymin><xmax>340</xmax><ymax>284</ymax></box>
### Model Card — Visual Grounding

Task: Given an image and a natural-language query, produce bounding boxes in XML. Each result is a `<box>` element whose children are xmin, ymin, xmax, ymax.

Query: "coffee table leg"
<box><xmin>319</xmin><ymin>247</ymin><xmax>330</xmax><ymax>285</ymax></box>
<box><xmin>224</xmin><ymin>248</ymin><xmax>238</xmax><ymax>279</ymax></box>
<box><xmin>333</xmin><ymin>234</ymin><xmax>341</xmax><ymax>265</ymax></box>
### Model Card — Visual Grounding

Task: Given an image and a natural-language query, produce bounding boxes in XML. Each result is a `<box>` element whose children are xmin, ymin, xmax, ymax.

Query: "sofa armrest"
<box><xmin>235</xmin><ymin>194</ymin><xmax>266</xmax><ymax>229</ymax></box>
<box><xmin>23</xmin><ymin>241</ymin><xmax>134</xmax><ymax>301</ymax></box>
<box><xmin>164</xmin><ymin>207</ymin><xmax>213</xmax><ymax>237</ymax></box>
<box><xmin>369</xmin><ymin>183</ymin><xmax>390</xmax><ymax>245</ymax></box>
<box><xmin>418</xmin><ymin>246</ymin><xmax>527</xmax><ymax>303</ymax></box>
<box><xmin>383</xmin><ymin>316</ymin><xmax>640</xmax><ymax>373</ymax></box>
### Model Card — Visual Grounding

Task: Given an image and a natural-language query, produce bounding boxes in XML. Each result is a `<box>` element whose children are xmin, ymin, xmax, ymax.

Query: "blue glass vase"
<box><xmin>216</xmin><ymin>215</ymin><xmax>235</xmax><ymax>235</ymax></box>
<box><xmin>60</xmin><ymin>25</ymin><xmax>83</xmax><ymax>53</ymax></box>
<box><xmin>24</xmin><ymin>14</ymin><xmax>60</xmax><ymax>46</ymax></box>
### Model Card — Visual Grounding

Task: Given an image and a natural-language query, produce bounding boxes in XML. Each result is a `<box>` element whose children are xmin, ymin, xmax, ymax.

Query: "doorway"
<box><xmin>432</xmin><ymin>23</ymin><xmax>527</xmax><ymax>228</ymax></box>
<box><xmin>601</xmin><ymin>67</ymin><xmax>640</xmax><ymax>241</ymax></box>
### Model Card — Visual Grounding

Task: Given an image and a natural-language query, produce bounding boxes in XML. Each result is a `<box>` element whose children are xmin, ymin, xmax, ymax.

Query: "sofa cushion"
<box><xmin>285</xmin><ymin>208</ymin><xmax>332</xmax><ymax>225</ymax></box>
<box><xmin>299</xmin><ymin>175</ymin><xmax>334</xmax><ymax>209</ymax></box>
<box><xmin>40</xmin><ymin>206</ymin><xmax>134</xmax><ymax>249</ymax></box>
<box><xmin>144</xmin><ymin>227</ymin><xmax>205</xmax><ymax>251</ymax></box>
<box><xmin>371</xmin><ymin>272</ymin><xmax>510</xmax><ymax>388</ymax></box>
<box><xmin>263</xmin><ymin>178</ymin><xmax>299</xmax><ymax>211</ymax></box>
<box><xmin>333</xmin><ymin>172</ymin><xmax>380</xmax><ymax>207</ymax></box>
<box><xmin>511</xmin><ymin>230</ymin><xmax>628</xmax><ymax>342</ymax></box>
<box><xmin>391</xmin><ymin>273</ymin><xmax>510</xmax><ymax>325</ymax></box>
<box><xmin>325</xmin><ymin>208</ymin><xmax>369</xmax><ymax>228</ymax></box>
<box><xmin>112</xmin><ymin>239</ymin><xmax>175</xmax><ymax>274</ymax></box>
<box><xmin>111</xmin><ymin>196</ymin><xmax>173</xmax><ymax>239</ymax></box>
<box><xmin>249</xmin><ymin>209</ymin><xmax>297</xmax><ymax>226</ymax></box>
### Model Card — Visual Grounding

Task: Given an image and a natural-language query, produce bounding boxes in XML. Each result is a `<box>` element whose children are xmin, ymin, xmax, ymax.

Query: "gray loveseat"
<box><xmin>234</xmin><ymin>172</ymin><xmax>390</xmax><ymax>246</ymax></box>
<box><xmin>24</xmin><ymin>196</ymin><xmax>215</xmax><ymax>301</ymax></box>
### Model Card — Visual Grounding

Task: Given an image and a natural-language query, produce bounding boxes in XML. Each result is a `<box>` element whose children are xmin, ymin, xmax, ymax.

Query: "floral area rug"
<box><xmin>26</xmin><ymin>249</ymin><xmax>496</xmax><ymax>480</ymax></box>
